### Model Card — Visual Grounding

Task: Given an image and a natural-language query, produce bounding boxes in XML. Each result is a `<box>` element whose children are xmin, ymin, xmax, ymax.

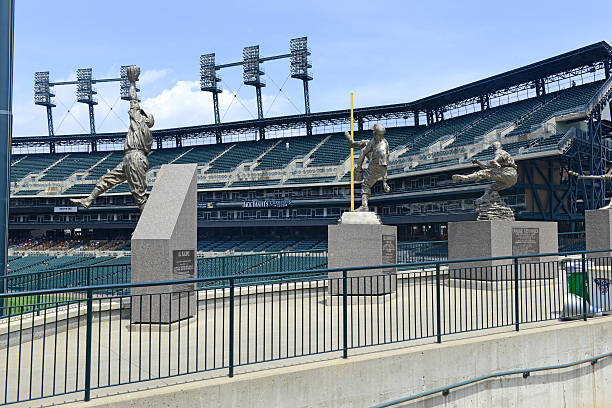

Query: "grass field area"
<box><xmin>1</xmin><ymin>295</ymin><xmax>79</xmax><ymax>316</ymax></box>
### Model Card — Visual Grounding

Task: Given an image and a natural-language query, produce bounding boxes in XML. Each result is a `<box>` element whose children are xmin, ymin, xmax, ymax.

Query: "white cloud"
<box><xmin>139</xmin><ymin>68</ymin><xmax>172</xmax><ymax>86</ymax></box>
<box><xmin>140</xmin><ymin>80</ymin><xmax>295</xmax><ymax>130</ymax></box>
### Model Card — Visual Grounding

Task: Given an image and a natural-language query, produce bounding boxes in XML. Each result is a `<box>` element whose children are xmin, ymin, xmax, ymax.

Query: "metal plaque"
<box><xmin>512</xmin><ymin>228</ymin><xmax>539</xmax><ymax>255</ymax></box>
<box><xmin>382</xmin><ymin>234</ymin><xmax>397</xmax><ymax>274</ymax></box>
<box><xmin>172</xmin><ymin>249</ymin><xmax>195</xmax><ymax>296</ymax></box>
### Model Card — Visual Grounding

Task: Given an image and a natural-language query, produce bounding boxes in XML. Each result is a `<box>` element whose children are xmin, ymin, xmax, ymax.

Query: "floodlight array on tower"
<box><xmin>33</xmin><ymin>65</ymin><xmax>136</xmax><ymax>149</ymax></box>
<box><xmin>33</xmin><ymin>37</ymin><xmax>313</xmax><ymax>144</ymax></box>
<box><xmin>200</xmin><ymin>36</ymin><xmax>313</xmax><ymax>140</ymax></box>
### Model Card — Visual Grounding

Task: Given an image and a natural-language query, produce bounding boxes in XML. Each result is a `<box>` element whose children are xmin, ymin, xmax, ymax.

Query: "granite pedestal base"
<box><xmin>586</xmin><ymin>209</ymin><xmax>612</xmax><ymax>258</ymax></box>
<box><xmin>131</xmin><ymin>164</ymin><xmax>198</xmax><ymax>324</ymax></box>
<box><xmin>328</xmin><ymin>214</ymin><xmax>397</xmax><ymax>295</ymax></box>
<box><xmin>448</xmin><ymin>220</ymin><xmax>558</xmax><ymax>280</ymax></box>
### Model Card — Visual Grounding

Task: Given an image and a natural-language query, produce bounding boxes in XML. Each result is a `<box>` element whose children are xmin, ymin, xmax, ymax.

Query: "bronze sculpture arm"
<box><xmin>568</xmin><ymin>169</ymin><xmax>612</xmax><ymax>180</ymax></box>
<box><xmin>127</xmin><ymin>66</ymin><xmax>140</xmax><ymax>111</ymax></box>
<box><xmin>471</xmin><ymin>158</ymin><xmax>488</xmax><ymax>169</ymax></box>
<box><xmin>356</xmin><ymin>142</ymin><xmax>372</xmax><ymax>169</ymax></box>
<box><xmin>343</xmin><ymin>131</ymin><xmax>368</xmax><ymax>149</ymax></box>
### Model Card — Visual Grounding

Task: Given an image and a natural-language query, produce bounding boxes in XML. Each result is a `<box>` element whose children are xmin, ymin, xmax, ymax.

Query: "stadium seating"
<box><xmin>87</xmin><ymin>152</ymin><xmax>124</xmax><ymax>180</ymax></box>
<box><xmin>7</xmin><ymin>255</ymin><xmax>53</xmax><ymax>273</ymax></box>
<box><xmin>41</xmin><ymin>152</ymin><xmax>106</xmax><ymax>181</ymax></box>
<box><xmin>285</xmin><ymin>176</ymin><xmax>336</xmax><ymax>184</ymax></box>
<box><xmin>14</xmin><ymin>189</ymin><xmax>42</xmax><ymax>196</ymax></box>
<box><xmin>399</xmin><ymin>111</ymin><xmax>486</xmax><ymax>158</ymax></box>
<box><xmin>256</xmin><ymin>135</ymin><xmax>325</xmax><ymax>170</ymax></box>
<box><xmin>63</xmin><ymin>184</ymin><xmax>96</xmax><ymax>195</ymax></box>
<box><xmin>10</xmin><ymin>154</ymin><xmax>62</xmax><ymax>182</ymax></box>
<box><xmin>198</xmin><ymin>182</ymin><xmax>227</xmax><ymax>189</ymax></box>
<box><xmin>206</xmin><ymin>140</ymin><xmax>276</xmax><ymax>172</ymax></box>
<box><xmin>231</xmin><ymin>179</ymin><xmax>281</xmax><ymax>187</ymax></box>
<box><xmin>449</xmin><ymin>97</ymin><xmax>549</xmax><ymax>147</ymax></box>
<box><xmin>307</xmin><ymin>133</ymin><xmax>351</xmax><ymax>166</ymax></box>
<box><xmin>146</xmin><ymin>147</ymin><xmax>189</xmax><ymax>170</ymax></box>
<box><xmin>173</xmin><ymin>143</ymin><xmax>229</xmax><ymax>165</ymax></box>
<box><xmin>508</xmin><ymin>81</ymin><xmax>604</xmax><ymax>136</ymax></box>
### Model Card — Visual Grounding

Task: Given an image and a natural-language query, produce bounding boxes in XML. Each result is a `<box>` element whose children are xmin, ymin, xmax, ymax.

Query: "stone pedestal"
<box><xmin>131</xmin><ymin>164</ymin><xmax>198</xmax><ymax>324</ymax></box>
<box><xmin>448</xmin><ymin>220</ymin><xmax>558</xmax><ymax>279</ymax></box>
<box><xmin>328</xmin><ymin>212</ymin><xmax>397</xmax><ymax>295</ymax></box>
<box><xmin>586</xmin><ymin>209</ymin><xmax>612</xmax><ymax>258</ymax></box>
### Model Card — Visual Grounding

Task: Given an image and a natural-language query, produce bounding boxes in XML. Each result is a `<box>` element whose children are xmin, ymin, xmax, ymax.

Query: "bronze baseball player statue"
<box><xmin>343</xmin><ymin>123</ymin><xmax>390</xmax><ymax>212</ymax></box>
<box><xmin>71</xmin><ymin>66</ymin><xmax>154</xmax><ymax>212</ymax></box>
<box><xmin>452</xmin><ymin>141</ymin><xmax>518</xmax><ymax>220</ymax></box>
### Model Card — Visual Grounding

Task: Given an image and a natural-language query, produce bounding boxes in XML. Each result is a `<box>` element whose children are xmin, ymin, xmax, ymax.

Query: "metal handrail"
<box><xmin>1</xmin><ymin>247</ymin><xmax>608</xmax><ymax>298</ymax></box>
<box><xmin>372</xmin><ymin>350</ymin><xmax>612</xmax><ymax>407</ymax></box>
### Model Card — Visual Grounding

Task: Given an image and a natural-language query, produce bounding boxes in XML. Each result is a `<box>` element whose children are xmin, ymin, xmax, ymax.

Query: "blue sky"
<box><xmin>11</xmin><ymin>0</ymin><xmax>612</xmax><ymax>137</ymax></box>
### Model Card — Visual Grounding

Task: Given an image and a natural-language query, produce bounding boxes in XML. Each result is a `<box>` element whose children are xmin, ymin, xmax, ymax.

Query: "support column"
<box><xmin>0</xmin><ymin>0</ymin><xmax>14</xmax><ymax>304</ymax></box>
<box><xmin>88</xmin><ymin>104</ymin><xmax>96</xmax><ymax>135</ymax></box>
<box><xmin>212</xmin><ymin>92</ymin><xmax>222</xmax><ymax>143</ymax></box>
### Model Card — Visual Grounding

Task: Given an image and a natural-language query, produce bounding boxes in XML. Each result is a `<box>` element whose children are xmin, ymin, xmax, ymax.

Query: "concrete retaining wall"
<box><xmin>63</xmin><ymin>317</ymin><xmax>612</xmax><ymax>408</ymax></box>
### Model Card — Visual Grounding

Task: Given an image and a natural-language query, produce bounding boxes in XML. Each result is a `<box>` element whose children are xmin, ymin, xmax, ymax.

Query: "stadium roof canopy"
<box><xmin>13</xmin><ymin>41</ymin><xmax>612</xmax><ymax>148</ymax></box>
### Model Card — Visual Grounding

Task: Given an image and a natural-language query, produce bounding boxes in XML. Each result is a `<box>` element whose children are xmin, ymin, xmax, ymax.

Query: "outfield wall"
<box><xmin>65</xmin><ymin>316</ymin><xmax>612</xmax><ymax>408</ymax></box>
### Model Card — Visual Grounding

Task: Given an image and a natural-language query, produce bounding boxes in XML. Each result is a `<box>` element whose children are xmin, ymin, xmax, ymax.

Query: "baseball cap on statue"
<box><xmin>371</xmin><ymin>123</ymin><xmax>386</xmax><ymax>134</ymax></box>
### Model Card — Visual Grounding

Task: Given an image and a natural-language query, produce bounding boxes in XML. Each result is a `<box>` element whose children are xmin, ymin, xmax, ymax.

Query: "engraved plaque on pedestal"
<box><xmin>172</xmin><ymin>249</ymin><xmax>195</xmax><ymax>298</ymax></box>
<box><xmin>382</xmin><ymin>234</ymin><xmax>397</xmax><ymax>275</ymax></box>
<box><xmin>512</xmin><ymin>227</ymin><xmax>539</xmax><ymax>256</ymax></box>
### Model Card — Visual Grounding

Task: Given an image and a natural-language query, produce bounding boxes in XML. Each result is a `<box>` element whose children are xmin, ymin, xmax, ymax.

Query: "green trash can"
<box><xmin>567</xmin><ymin>270</ymin><xmax>589</xmax><ymax>304</ymax></box>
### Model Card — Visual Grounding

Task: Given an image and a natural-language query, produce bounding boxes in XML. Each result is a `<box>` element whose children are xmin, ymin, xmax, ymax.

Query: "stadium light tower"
<box><xmin>76</xmin><ymin>68</ymin><xmax>98</xmax><ymax>136</ymax></box>
<box><xmin>290</xmin><ymin>37</ymin><xmax>313</xmax><ymax>136</ymax></box>
<box><xmin>290</xmin><ymin>37</ymin><xmax>312</xmax><ymax>114</ymax></box>
<box><xmin>200</xmin><ymin>53</ymin><xmax>223</xmax><ymax>143</ymax></box>
<box><xmin>34</xmin><ymin>71</ymin><xmax>56</xmax><ymax>140</ymax></box>
<box><xmin>243</xmin><ymin>45</ymin><xmax>266</xmax><ymax>139</ymax></box>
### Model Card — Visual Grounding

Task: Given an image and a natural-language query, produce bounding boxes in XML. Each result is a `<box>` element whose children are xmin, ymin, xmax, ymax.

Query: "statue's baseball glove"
<box><xmin>127</xmin><ymin>65</ymin><xmax>140</xmax><ymax>83</ymax></box>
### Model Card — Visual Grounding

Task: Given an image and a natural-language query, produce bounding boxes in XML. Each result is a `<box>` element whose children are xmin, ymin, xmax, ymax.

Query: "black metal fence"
<box><xmin>0</xmin><ymin>249</ymin><xmax>609</xmax><ymax>405</ymax></box>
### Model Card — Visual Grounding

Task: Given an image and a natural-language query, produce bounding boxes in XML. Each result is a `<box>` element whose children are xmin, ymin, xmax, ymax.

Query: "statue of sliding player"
<box><xmin>452</xmin><ymin>141</ymin><xmax>518</xmax><ymax>220</ymax></box>
<box><xmin>568</xmin><ymin>169</ymin><xmax>612</xmax><ymax>209</ymax></box>
<box><xmin>343</xmin><ymin>123</ymin><xmax>390</xmax><ymax>212</ymax></box>
<box><xmin>71</xmin><ymin>66</ymin><xmax>154</xmax><ymax>212</ymax></box>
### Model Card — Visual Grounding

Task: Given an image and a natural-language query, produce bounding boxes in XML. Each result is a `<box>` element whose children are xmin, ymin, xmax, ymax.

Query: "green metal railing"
<box><xmin>398</xmin><ymin>241</ymin><xmax>447</xmax><ymax>263</ymax></box>
<box><xmin>558</xmin><ymin>231</ymin><xmax>586</xmax><ymax>252</ymax></box>
<box><xmin>197</xmin><ymin>250</ymin><xmax>329</xmax><ymax>286</ymax></box>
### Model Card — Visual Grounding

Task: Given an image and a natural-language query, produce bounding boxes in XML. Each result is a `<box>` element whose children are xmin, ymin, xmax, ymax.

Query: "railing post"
<box><xmin>342</xmin><ymin>270</ymin><xmax>348</xmax><ymax>359</ymax></box>
<box><xmin>228</xmin><ymin>277</ymin><xmax>235</xmax><ymax>377</ymax></box>
<box><xmin>581</xmin><ymin>252</ymin><xmax>588</xmax><ymax>321</ymax></box>
<box><xmin>84</xmin><ymin>288</ymin><xmax>93</xmax><ymax>401</ymax></box>
<box><xmin>436</xmin><ymin>263</ymin><xmax>442</xmax><ymax>343</ymax></box>
<box><xmin>514</xmin><ymin>257</ymin><xmax>520</xmax><ymax>331</ymax></box>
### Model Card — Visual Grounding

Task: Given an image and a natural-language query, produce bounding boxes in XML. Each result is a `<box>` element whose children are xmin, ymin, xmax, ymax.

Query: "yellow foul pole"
<box><xmin>350</xmin><ymin>93</ymin><xmax>355</xmax><ymax>211</ymax></box>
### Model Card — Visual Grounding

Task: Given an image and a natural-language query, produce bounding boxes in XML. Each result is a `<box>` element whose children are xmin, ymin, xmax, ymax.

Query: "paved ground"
<box><xmin>0</xmin><ymin>271</ymin><xmax>579</xmax><ymax>406</ymax></box>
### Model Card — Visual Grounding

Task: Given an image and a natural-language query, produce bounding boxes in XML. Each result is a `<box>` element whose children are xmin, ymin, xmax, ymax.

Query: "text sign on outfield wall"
<box><xmin>242</xmin><ymin>199</ymin><xmax>292</xmax><ymax>208</ymax></box>
<box><xmin>54</xmin><ymin>206</ymin><xmax>77</xmax><ymax>213</ymax></box>
<box><xmin>197</xmin><ymin>202</ymin><xmax>216</xmax><ymax>209</ymax></box>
